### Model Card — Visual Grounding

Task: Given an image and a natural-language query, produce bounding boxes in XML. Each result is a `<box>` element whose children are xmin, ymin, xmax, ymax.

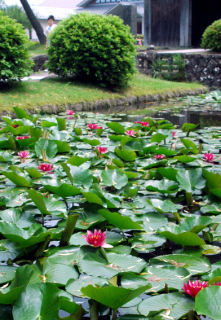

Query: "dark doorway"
<box><xmin>192</xmin><ymin>0</ymin><xmax>221</xmax><ymax>47</ymax></box>
<box><xmin>137</xmin><ymin>21</ymin><xmax>142</xmax><ymax>34</ymax></box>
<box><xmin>151</xmin><ymin>0</ymin><xmax>181</xmax><ymax>47</ymax></box>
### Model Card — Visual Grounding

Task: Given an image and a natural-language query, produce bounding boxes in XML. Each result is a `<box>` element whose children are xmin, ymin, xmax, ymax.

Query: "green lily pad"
<box><xmin>138</xmin><ymin>292</ymin><xmax>195</xmax><ymax>318</ymax></box>
<box><xmin>150</xmin><ymin>254</ymin><xmax>211</xmax><ymax>275</ymax></box>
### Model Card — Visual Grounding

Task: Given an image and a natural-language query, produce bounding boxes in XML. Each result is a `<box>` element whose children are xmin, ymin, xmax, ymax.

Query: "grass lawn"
<box><xmin>0</xmin><ymin>73</ymin><xmax>205</xmax><ymax>112</ymax></box>
<box><xmin>28</xmin><ymin>42</ymin><xmax>47</xmax><ymax>56</ymax></box>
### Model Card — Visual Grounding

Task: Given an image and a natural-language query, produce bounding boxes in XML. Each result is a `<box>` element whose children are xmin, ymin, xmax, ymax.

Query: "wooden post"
<box><xmin>144</xmin><ymin>0</ymin><xmax>151</xmax><ymax>45</ymax></box>
<box><xmin>180</xmin><ymin>0</ymin><xmax>192</xmax><ymax>46</ymax></box>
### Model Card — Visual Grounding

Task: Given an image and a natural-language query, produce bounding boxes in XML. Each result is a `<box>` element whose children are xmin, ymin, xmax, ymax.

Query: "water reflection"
<box><xmin>121</xmin><ymin>101</ymin><xmax>221</xmax><ymax>129</ymax></box>
<box><xmin>151</xmin><ymin>109</ymin><xmax>221</xmax><ymax>128</ymax></box>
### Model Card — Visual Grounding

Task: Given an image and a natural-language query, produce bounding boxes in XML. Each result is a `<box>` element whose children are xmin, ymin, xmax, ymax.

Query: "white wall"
<box><xmin>26</xmin><ymin>19</ymin><xmax>59</xmax><ymax>41</ymax></box>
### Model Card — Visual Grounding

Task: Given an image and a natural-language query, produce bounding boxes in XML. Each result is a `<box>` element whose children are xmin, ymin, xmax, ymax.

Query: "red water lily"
<box><xmin>37</xmin><ymin>163</ymin><xmax>53</xmax><ymax>172</ymax></box>
<box><xmin>12</xmin><ymin>124</ymin><xmax>19</xmax><ymax>128</ymax></box>
<box><xmin>183</xmin><ymin>280</ymin><xmax>208</xmax><ymax>297</ymax></box>
<box><xmin>126</xmin><ymin>130</ymin><xmax>136</xmax><ymax>137</ymax></box>
<box><xmin>17</xmin><ymin>151</ymin><xmax>29</xmax><ymax>158</ymax></box>
<box><xmin>96</xmin><ymin>146</ymin><xmax>108</xmax><ymax>154</ymax></box>
<box><xmin>16</xmin><ymin>136</ymin><xmax>29</xmax><ymax>140</ymax></box>
<box><xmin>66</xmin><ymin>110</ymin><xmax>74</xmax><ymax>115</ymax></box>
<box><xmin>172</xmin><ymin>131</ymin><xmax>176</xmax><ymax>137</ymax></box>
<box><xmin>82</xmin><ymin>229</ymin><xmax>112</xmax><ymax>248</ymax></box>
<box><xmin>154</xmin><ymin>154</ymin><xmax>166</xmax><ymax>159</ymax></box>
<box><xmin>204</xmin><ymin>153</ymin><xmax>215</xmax><ymax>162</ymax></box>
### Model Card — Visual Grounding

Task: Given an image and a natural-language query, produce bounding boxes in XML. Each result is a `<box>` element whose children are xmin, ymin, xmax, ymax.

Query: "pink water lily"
<box><xmin>17</xmin><ymin>151</ymin><xmax>29</xmax><ymax>158</ymax></box>
<box><xmin>154</xmin><ymin>154</ymin><xmax>166</xmax><ymax>159</ymax></box>
<box><xmin>96</xmin><ymin>146</ymin><xmax>108</xmax><ymax>154</ymax></box>
<box><xmin>126</xmin><ymin>130</ymin><xmax>136</xmax><ymax>137</ymax></box>
<box><xmin>135</xmin><ymin>121</ymin><xmax>149</xmax><ymax>127</ymax></box>
<box><xmin>183</xmin><ymin>280</ymin><xmax>208</xmax><ymax>297</ymax></box>
<box><xmin>82</xmin><ymin>229</ymin><xmax>113</xmax><ymax>248</ymax></box>
<box><xmin>140</xmin><ymin>122</ymin><xmax>149</xmax><ymax>127</ymax></box>
<box><xmin>204</xmin><ymin>153</ymin><xmax>215</xmax><ymax>162</ymax></box>
<box><xmin>37</xmin><ymin>163</ymin><xmax>53</xmax><ymax>172</ymax></box>
<box><xmin>66</xmin><ymin>110</ymin><xmax>74</xmax><ymax>115</ymax></box>
<box><xmin>172</xmin><ymin>131</ymin><xmax>176</xmax><ymax>137</ymax></box>
<box><xmin>87</xmin><ymin>123</ymin><xmax>99</xmax><ymax>130</ymax></box>
<box><xmin>16</xmin><ymin>136</ymin><xmax>29</xmax><ymax>140</ymax></box>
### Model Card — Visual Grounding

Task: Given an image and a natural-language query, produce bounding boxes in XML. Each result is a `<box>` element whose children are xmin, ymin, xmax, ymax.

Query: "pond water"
<box><xmin>116</xmin><ymin>90</ymin><xmax>221</xmax><ymax>129</ymax></box>
<box><xmin>2</xmin><ymin>91</ymin><xmax>221</xmax><ymax>320</ymax></box>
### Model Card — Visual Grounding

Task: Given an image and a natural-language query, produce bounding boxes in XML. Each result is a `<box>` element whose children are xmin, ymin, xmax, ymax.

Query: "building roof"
<box><xmin>76</xmin><ymin>4</ymin><xmax>116</xmax><ymax>15</ymax></box>
<box><xmin>76</xmin><ymin>1</ymin><xmax>143</xmax><ymax>17</ymax></box>
<box><xmin>39</xmin><ymin>0</ymin><xmax>80</xmax><ymax>8</ymax></box>
<box><xmin>31</xmin><ymin>5</ymin><xmax>76</xmax><ymax>20</ymax></box>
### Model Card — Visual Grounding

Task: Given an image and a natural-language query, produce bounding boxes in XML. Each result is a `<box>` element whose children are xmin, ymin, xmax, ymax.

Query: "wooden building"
<box><xmin>144</xmin><ymin>0</ymin><xmax>221</xmax><ymax>47</ymax></box>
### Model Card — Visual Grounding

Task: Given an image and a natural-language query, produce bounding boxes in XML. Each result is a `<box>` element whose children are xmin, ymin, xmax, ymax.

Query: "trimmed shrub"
<box><xmin>48</xmin><ymin>13</ymin><xmax>136</xmax><ymax>89</ymax></box>
<box><xmin>201</xmin><ymin>19</ymin><xmax>221</xmax><ymax>52</ymax></box>
<box><xmin>0</xmin><ymin>11</ymin><xmax>33</xmax><ymax>82</ymax></box>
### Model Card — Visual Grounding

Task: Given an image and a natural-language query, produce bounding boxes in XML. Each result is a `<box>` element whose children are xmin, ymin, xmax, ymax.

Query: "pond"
<box><xmin>1</xmin><ymin>91</ymin><xmax>221</xmax><ymax>320</ymax></box>
<box><xmin>120</xmin><ymin>90</ymin><xmax>221</xmax><ymax>129</ymax></box>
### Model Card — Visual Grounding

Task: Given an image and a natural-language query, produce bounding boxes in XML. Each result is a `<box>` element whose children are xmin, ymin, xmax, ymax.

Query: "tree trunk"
<box><xmin>20</xmin><ymin>0</ymin><xmax>46</xmax><ymax>44</ymax></box>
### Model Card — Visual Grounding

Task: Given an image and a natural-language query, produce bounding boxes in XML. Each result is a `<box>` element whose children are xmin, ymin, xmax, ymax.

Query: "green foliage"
<box><xmin>151</xmin><ymin>54</ymin><xmax>186</xmax><ymax>81</ymax></box>
<box><xmin>0</xmin><ymin>11</ymin><xmax>33</xmax><ymax>81</ymax></box>
<box><xmin>201</xmin><ymin>19</ymin><xmax>221</xmax><ymax>52</ymax></box>
<box><xmin>47</xmin><ymin>12</ymin><xmax>136</xmax><ymax>89</ymax></box>
<box><xmin>3</xmin><ymin>5</ymin><xmax>32</xmax><ymax>30</ymax></box>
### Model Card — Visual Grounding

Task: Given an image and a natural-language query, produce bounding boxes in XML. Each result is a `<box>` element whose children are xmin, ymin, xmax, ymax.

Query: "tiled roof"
<box><xmin>76</xmin><ymin>2</ymin><xmax>143</xmax><ymax>16</ymax></box>
<box><xmin>39</xmin><ymin>0</ymin><xmax>80</xmax><ymax>8</ymax></box>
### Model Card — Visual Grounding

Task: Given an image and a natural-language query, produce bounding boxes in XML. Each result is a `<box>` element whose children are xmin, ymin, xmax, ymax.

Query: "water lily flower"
<box><xmin>154</xmin><ymin>154</ymin><xmax>166</xmax><ymax>159</ymax></box>
<box><xmin>172</xmin><ymin>131</ymin><xmax>176</xmax><ymax>137</ymax></box>
<box><xmin>16</xmin><ymin>136</ymin><xmax>29</xmax><ymax>140</ymax></box>
<box><xmin>82</xmin><ymin>229</ymin><xmax>113</xmax><ymax>248</ymax></box>
<box><xmin>37</xmin><ymin>163</ymin><xmax>53</xmax><ymax>172</ymax></box>
<box><xmin>183</xmin><ymin>280</ymin><xmax>208</xmax><ymax>297</ymax></box>
<box><xmin>203</xmin><ymin>153</ymin><xmax>215</xmax><ymax>162</ymax></box>
<box><xmin>140</xmin><ymin>122</ymin><xmax>149</xmax><ymax>127</ymax></box>
<box><xmin>66</xmin><ymin>110</ymin><xmax>74</xmax><ymax>115</ymax></box>
<box><xmin>135</xmin><ymin>121</ymin><xmax>149</xmax><ymax>127</ymax></box>
<box><xmin>87</xmin><ymin>123</ymin><xmax>99</xmax><ymax>130</ymax></box>
<box><xmin>17</xmin><ymin>151</ymin><xmax>29</xmax><ymax>158</ymax></box>
<box><xmin>212</xmin><ymin>282</ymin><xmax>221</xmax><ymax>286</ymax></box>
<box><xmin>126</xmin><ymin>130</ymin><xmax>136</xmax><ymax>137</ymax></box>
<box><xmin>96</xmin><ymin>146</ymin><xmax>108</xmax><ymax>154</ymax></box>
<box><xmin>12</xmin><ymin>124</ymin><xmax>19</xmax><ymax>128</ymax></box>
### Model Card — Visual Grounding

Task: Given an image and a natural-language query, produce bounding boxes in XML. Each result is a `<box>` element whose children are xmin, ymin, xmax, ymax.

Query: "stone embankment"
<box><xmin>11</xmin><ymin>87</ymin><xmax>206</xmax><ymax>117</ymax></box>
<box><xmin>136</xmin><ymin>51</ymin><xmax>221</xmax><ymax>88</ymax></box>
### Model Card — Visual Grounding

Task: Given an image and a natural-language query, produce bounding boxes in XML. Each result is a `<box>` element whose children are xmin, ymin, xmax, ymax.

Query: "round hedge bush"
<box><xmin>0</xmin><ymin>11</ymin><xmax>33</xmax><ymax>81</ymax></box>
<box><xmin>201</xmin><ymin>19</ymin><xmax>221</xmax><ymax>52</ymax></box>
<box><xmin>47</xmin><ymin>13</ymin><xmax>136</xmax><ymax>89</ymax></box>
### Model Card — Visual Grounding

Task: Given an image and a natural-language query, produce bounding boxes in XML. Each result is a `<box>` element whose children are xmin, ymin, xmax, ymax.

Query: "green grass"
<box><xmin>0</xmin><ymin>73</ymin><xmax>205</xmax><ymax>112</ymax></box>
<box><xmin>28</xmin><ymin>42</ymin><xmax>47</xmax><ymax>56</ymax></box>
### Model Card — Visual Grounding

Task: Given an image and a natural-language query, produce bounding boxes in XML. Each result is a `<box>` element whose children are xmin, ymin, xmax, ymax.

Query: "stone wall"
<box><xmin>136</xmin><ymin>51</ymin><xmax>221</xmax><ymax>87</ymax></box>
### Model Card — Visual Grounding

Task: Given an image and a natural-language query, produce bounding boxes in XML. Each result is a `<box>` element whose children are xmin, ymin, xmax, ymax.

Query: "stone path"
<box><xmin>157</xmin><ymin>48</ymin><xmax>211</xmax><ymax>54</ymax></box>
<box><xmin>22</xmin><ymin>70</ymin><xmax>56</xmax><ymax>81</ymax></box>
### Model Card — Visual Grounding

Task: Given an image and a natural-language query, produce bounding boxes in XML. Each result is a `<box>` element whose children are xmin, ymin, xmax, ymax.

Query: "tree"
<box><xmin>20</xmin><ymin>0</ymin><xmax>46</xmax><ymax>44</ymax></box>
<box><xmin>3</xmin><ymin>5</ymin><xmax>32</xmax><ymax>31</ymax></box>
